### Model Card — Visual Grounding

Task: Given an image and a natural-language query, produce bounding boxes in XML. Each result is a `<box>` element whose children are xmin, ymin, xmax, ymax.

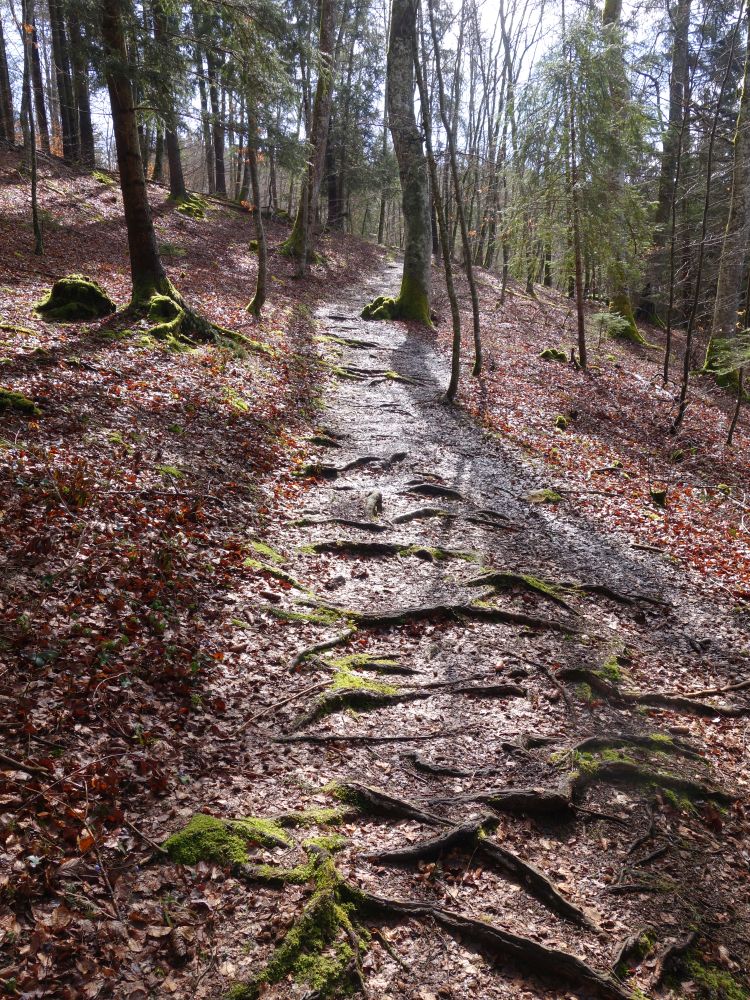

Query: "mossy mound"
<box><xmin>540</xmin><ymin>347</ymin><xmax>568</xmax><ymax>363</ymax></box>
<box><xmin>35</xmin><ymin>274</ymin><xmax>116</xmax><ymax>323</ymax></box>
<box><xmin>0</xmin><ymin>389</ymin><xmax>40</xmax><ymax>417</ymax></box>
<box><xmin>249</xmin><ymin>239</ymin><xmax>259</xmax><ymax>253</ymax></box>
<box><xmin>92</xmin><ymin>170</ymin><xmax>116</xmax><ymax>186</ymax></box>
<box><xmin>163</xmin><ymin>813</ymin><xmax>292</xmax><ymax>865</ymax></box>
<box><xmin>525</xmin><ymin>488</ymin><xmax>563</xmax><ymax>504</ymax></box>
<box><xmin>171</xmin><ymin>192</ymin><xmax>208</xmax><ymax>220</ymax></box>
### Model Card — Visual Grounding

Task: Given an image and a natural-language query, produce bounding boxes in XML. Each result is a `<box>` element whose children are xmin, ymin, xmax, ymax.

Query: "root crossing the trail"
<box><xmin>161</xmin><ymin>260</ymin><xmax>750</xmax><ymax>1000</ymax></box>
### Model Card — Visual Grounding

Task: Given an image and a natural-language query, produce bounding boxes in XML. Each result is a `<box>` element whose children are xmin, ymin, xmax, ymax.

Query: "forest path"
<box><xmin>178</xmin><ymin>259</ymin><xmax>750</xmax><ymax>999</ymax></box>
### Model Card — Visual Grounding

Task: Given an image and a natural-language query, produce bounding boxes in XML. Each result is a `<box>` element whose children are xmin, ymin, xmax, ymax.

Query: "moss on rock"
<box><xmin>35</xmin><ymin>274</ymin><xmax>116</xmax><ymax>323</ymax></box>
<box><xmin>540</xmin><ymin>347</ymin><xmax>568</xmax><ymax>363</ymax></box>
<box><xmin>171</xmin><ymin>192</ymin><xmax>208</xmax><ymax>219</ymax></box>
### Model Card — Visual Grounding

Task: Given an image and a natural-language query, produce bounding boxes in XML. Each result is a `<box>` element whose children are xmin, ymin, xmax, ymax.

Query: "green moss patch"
<box><xmin>163</xmin><ymin>813</ymin><xmax>292</xmax><ymax>865</ymax></box>
<box><xmin>171</xmin><ymin>192</ymin><xmax>208</xmax><ymax>219</ymax></box>
<box><xmin>247</xmin><ymin>540</ymin><xmax>286</xmax><ymax>565</ymax></box>
<box><xmin>35</xmin><ymin>274</ymin><xmax>116</xmax><ymax>322</ymax></box>
<box><xmin>540</xmin><ymin>347</ymin><xmax>568</xmax><ymax>362</ymax></box>
<box><xmin>524</xmin><ymin>488</ymin><xmax>563</xmax><ymax>505</ymax></box>
<box><xmin>0</xmin><ymin>389</ymin><xmax>40</xmax><ymax>417</ymax></box>
<box><xmin>667</xmin><ymin>947</ymin><xmax>749</xmax><ymax>1000</ymax></box>
<box><xmin>330</xmin><ymin>668</ymin><xmax>398</xmax><ymax>695</ymax></box>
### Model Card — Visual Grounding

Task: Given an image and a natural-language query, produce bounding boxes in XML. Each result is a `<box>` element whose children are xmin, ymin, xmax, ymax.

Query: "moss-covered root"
<box><xmin>34</xmin><ymin>274</ymin><xmax>116</xmax><ymax>322</ymax></box>
<box><xmin>361</xmin><ymin>276</ymin><xmax>432</xmax><ymax>327</ymax></box>
<box><xmin>0</xmin><ymin>389</ymin><xmax>40</xmax><ymax>417</ymax></box>
<box><xmin>162</xmin><ymin>813</ymin><xmax>293</xmax><ymax>865</ymax></box>
<box><xmin>229</xmin><ymin>848</ymin><xmax>368</xmax><ymax>1000</ymax></box>
<box><xmin>133</xmin><ymin>282</ymin><xmax>253</xmax><ymax>349</ymax></box>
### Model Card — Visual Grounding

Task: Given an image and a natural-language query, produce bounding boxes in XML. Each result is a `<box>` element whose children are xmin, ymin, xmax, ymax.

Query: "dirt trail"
<box><xmin>171</xmin><ymin>260</ymin><xmax>750</xmax><ymax>999</ymax></box>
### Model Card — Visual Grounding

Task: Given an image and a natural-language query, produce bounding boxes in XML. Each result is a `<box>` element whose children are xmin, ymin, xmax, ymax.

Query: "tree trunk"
<box><xmin>654</xmin><ymin>0</ymin><xmax>691</xmax><ymax>245</ymax></box>
<box><xmin>427</xmin><ymin>0</ymin><xmax>481</xmax><ymax>372</ymax></box>
<box><xmin>153</xmin><ymin>0</ymin><xmax>186</xmax><ymax>198</ymax></box>
<box><xmin>0</xmin><ymin>17</ymin><xmax>14</xmax><ymax>143</ymax></box>
<box><xmin>194</xmin><ymin>40</ymin><xmax>215</xmax><ymax>193</ymax></box>
<box><xmin>365</xmin><ymin>0</ymin><xmax>431</xmax><ymax>323</ymax></box>
<box><xmin>247</xmin><ymin>110</ymin><xmax>267</xmax><ymax>317</ymax></box>
<box><xmin>101</xmin><ymin>0</ymin><xmax>170</xmax><ymax>305</ymax></box>
<box><xmin>30</xmin><ymin>14</ymin><xmax>50</xmax><ymax>154</ymax></box>
<box><xmin>283</xmin><ymin>0</ymin><xmax>337</xmax><ymax>269</ymax></box>
<box><xmin>413</xmin><ymin>17</ymin><xmax>461</xmax><ymax>401</ymax></box>
<box><xmin>68</xmin><ymin>11</ymin><xmax>95</xmax><ymax>166</ymax></box>
<box><xmin>21</xmin><ymin>0</ymin><xmax>43</xmax><ymax>254</ymax></box>
<box><xmin>205</xmin><ymin>29</ymin><xmax>226</xmax><ymax>197</ymax></box>
<box><xmin>708</xmin><ymin>7</ymin><xmax>750</xmax><ymax>374</ymax></box>
<box><xmin>48</xmin><ymin>0</ymin><xmax>78</xmax><ymax>162</ymax></box>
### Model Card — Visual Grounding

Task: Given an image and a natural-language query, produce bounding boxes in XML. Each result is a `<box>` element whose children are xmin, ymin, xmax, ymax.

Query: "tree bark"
<box><xmin>368</xmin><ymin>0</ymin><xmax>431</xmax><ymax>323</ymax></box>
<box><xmin>283</xmin><ymin>0</ymin><xmax>337</xmax><ymax>269</ymax></box>
<box><xmin>101</xmin><ymin>0</ymin><xmax>170</xmax><ymax>305</ymax></box>
<box><xmin>21</xmin><ymin>0</ymin><xmax>43</xmax><ymax>254</ymax></box>
<box><xmin>427</xmin><ymin>0</ymin><xmax>481</xmax><ymax>371</ymax></box>
<box><xmin>247</xmin><ymin>109</ymin><xmax>267</xmax><ymax>317</ymax></box>
<box><xmin>0</xmin><ymin>16</ymin><xmax>14</xmax><ymax>143</ymax></box>
<box><xmin>708</xmin><ymin>6</ymin><xmax>750</xmax><ymax>371</ymax></box>
<box><xmin>153</xmin><ymin>0</ymin><xmax>186</xmax><ymax>198</ymax></box>
<box><xmin>48</xmin><ymin>0</ymin><xmax>78</xmax><ymax>162</ymax></box>
<box><xmin>30</xmin><ymin>14</ymin><xmax>50</xmax><ymax>154</ymax></box>
<box><xmin>68</xmin><ymin>11</ymin><xmax>96</xmax><ymax>167</ymax></box>
<box><xmin>205</xmin><ymin>30</ymin><xmax>226</xmax><ymax>197</ymax></box>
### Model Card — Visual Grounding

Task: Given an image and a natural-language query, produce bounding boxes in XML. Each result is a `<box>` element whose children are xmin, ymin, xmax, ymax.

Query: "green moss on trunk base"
<box><xmin>608</xmin><ymin>294</ymin><xmax>650</xmax><ymax>346</ymax></box>
<box><xmin>35</xmin><ymin>274</ymin><xmax>116</xmax><ymax>322</ymax></box>
<box><xmin>169</xmin><ymin>192</ymin><xmax>208</xmax><ymax>219</ymax></box>
<box><xmin>362</xmin><ymin>274</ymin><xmax>432</xmax><ymax>326</ymax></box>
<box><xmin>703</xmin><ymin>338</ymin><xmax>743</xmax><ymax>391</ymax></box>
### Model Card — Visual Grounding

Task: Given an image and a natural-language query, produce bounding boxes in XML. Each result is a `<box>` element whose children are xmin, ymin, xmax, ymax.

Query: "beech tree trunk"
<box><xmin>30</xmin><ymin>14</ymin><xmax>50</xmax><ymax>154</ymax></box>
<box><xmin>384</xmin><ymin>0</ymin><xmax>431</xmax><ymax>323</ymax></box>
<box><xmin>283</xmin><ymin>0</ymin><xmax>337</xmax><ymax>269</ymax></box>
<box><xmin>101</xmin><ymin>0</ymin><xmax>169</xmax><ymax>305</ymax></box>
<box><xmin>247</xmin><ymin>109</ymin><xmax>267</xmax><ymax>316</ymax></box>
<box><xmin>709</xmin><ymin>7</ymin><xmax>750</xmax><ymax>367</ymax></box>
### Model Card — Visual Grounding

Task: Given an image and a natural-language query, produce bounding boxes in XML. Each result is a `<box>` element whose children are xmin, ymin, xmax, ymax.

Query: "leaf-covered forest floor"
<box><xmin>1</xmin><ymin>150</ymin><xmax>749</xmax><ymax>1000</ymax></box>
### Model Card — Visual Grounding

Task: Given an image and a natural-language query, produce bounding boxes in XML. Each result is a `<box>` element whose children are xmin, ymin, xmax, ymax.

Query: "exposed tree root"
<box><xmin>289</xmin><ymin>629</ymin><xmax>357</xmax><ymax>672</ymax></box>
<box><xmin>572</xmin><ymin>582</ymin><xmax>669</xmax><ymax>609</ymax></box>
<box><xmin>403</xmin><ymin>752</ymin><xmax>497</xmax><ymax>778</ymax></box>
<box><xmin>301</xmin><ymin>540</ymin><xmax>481</xmax><ymax>562</ymax></box>
<box><xmin>572</xmin><ymin>733</ymin><xmax>700</xmax><ymax>761</ymax></box>
<box><xmin>364</xmin><ymin>490</ymin><xmax>383</xmax><ymax>519</ymax></box>
<box><xmin>289</xmin><ymin>678</ymin><xmax>526</xmax><ymax>731</ymax></box>
<box><xmin>289</xmin><ymin>687</ymin><xmax>433</xmax><ymax>732</ymax></box>
<box><xmin>365</xmin><ymin>817</ymin><xmax>596</xmax><ymax>928</ymax></box>
<box><xmin>334</xmin><ymin>781</ymin><xmax>446</xmax><ymax>826</ymax></box>
<box><xmin>392</xmin><ymin>506</ymin><xmax>455</xmax><ymax>524</ymax></box>
<box><xmin>294</xmin><ymin>516</ymin><xmax>392</xmax><ymax>533</ymax></box>
<box><xmin>466</xmin><ymin>571</ymin><xmax>577</xmax><ymax>613</ymax></box>
<box><xmin>319</xmin><ymin>597</ymin><xmax>574</xmax><ymax>633</ymax></box>
<box><xmin>558</xmin><ymin>666</ymin><xmax>750</xmax><ymax>718</ymax></box>
<box><xmin>402</xmin><ymin>481</ymin><xmax>465</xmax><ymax>501</ymax></box>
<box><xmin>572</xmin><ymin>760</ymin><xmax>735</xmax><ymax>805</ymax></box>
<box><xmin>425</xmin><ymin>786</ymin><xmax>574</xmax><ymax>818</ymax></box>
<box><xmin>355</xmin><ymin>890</ymin><xmax>631</xmax><ymax>1000</ymax></box>
<box><xmin>335</xmin><ymin>365</ymin><xmax>424</xmax><ymax>385</ymax></box>
<box><xmin>276</xmin><ymin>727</ymin><xmax>469</xmax><ymax>746</ymax></box>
